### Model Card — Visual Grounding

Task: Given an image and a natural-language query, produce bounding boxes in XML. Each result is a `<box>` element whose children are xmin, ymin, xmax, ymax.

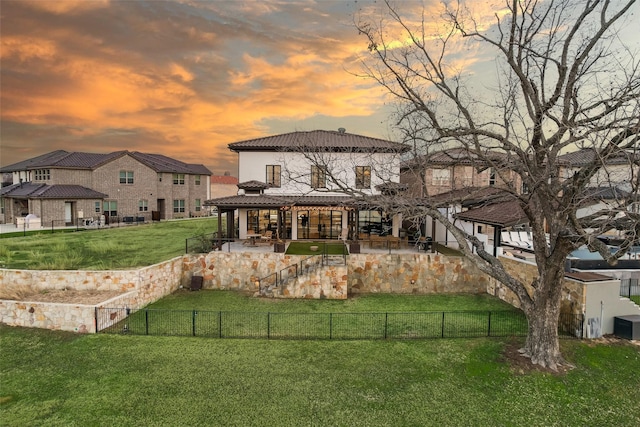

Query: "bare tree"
<box><xmin>351</xmin><ymin>0</ymin><xmax>639</xmax><ymax>369</ymax></box>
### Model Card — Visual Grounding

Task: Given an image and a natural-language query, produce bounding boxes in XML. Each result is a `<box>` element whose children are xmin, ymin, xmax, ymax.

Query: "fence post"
<box><xmin>145</xmin><ymin>310</ymin><xmax>149</xmax><ymax>336</ymax></box>
<box><xmin>192</xmin><ymin>310</ymin><xmax>197</xmax><ymax>336</ymax></box>
<box><xmin>384</xmin><ymin>313</ymin><xmax>388</xmax><ymax>339</ymax></box>
<box><xmin>487</xmin><ymin>311</ymin><xmax>492</xmax><ymax>337</ymax></box>
<box><xmin>441</xmin><ymin>312</ymin><xmax>445</xmax><ymax>338</ymax></box>
<box><xmin>94</xmin><ymin>307</ymin><xmax>98</xmax><ymax>333</ymax></box>
<box><xmin>267</xmin><ymin>312</ymin><xmax>271</xmax><ymax>339</ymax></box>
<box><xmin>329</xmin><ymin>313</ymin><xmax>333</xmax><ymax>340</ymax></box>
<box><xmin>219</xmin><ymin>311</ymin><xmax>222</xmax><ymax>338</ymax></box>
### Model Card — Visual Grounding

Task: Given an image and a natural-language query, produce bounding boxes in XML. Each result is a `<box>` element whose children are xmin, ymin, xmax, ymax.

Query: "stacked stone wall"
<box><xmin>0</xmin><ymin>257</ymin><xmax>183</xmax><ymax>332</ymax></box>
<box><xmin>488</xmin><ymin>256</ymin><xmax>586</xmax><ymax>315</ymax></box>
<box><xmin>348</xmin><ymin>253</ymin><xmax>489</xmax><ymax>294</ymax></box>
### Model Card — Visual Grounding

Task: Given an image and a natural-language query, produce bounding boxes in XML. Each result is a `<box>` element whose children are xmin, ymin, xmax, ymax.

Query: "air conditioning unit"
<box><xmin>614</xmin><ymin>315</ymin><xmax>640</xmax><ymax>340</ymax></box>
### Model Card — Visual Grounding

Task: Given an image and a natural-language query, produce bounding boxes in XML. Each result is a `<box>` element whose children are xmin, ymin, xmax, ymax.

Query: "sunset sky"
<box><xmin>1</xmin><ymin>1</ymin><xmax>637</xmax><ymax>176</ymax></box>
<box><xmin>1</xmin><ymin>0</ymin><xmax>399</xmax><ymax>175</ymax></box>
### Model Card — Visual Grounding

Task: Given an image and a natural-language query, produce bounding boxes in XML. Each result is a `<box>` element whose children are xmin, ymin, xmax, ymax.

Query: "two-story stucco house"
<box><xmin>205</xmin><ymin>129</ymin><xmax>410</xmax><ymax>241</ymax></box>
<box><xmin>0</xmin><ymin>150</ymin><xmax>211</xmax><ymax>226</ymax></box>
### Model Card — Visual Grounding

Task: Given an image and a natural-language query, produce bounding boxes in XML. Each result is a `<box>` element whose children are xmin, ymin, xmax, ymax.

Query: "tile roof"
<box><xmin>402</xmin><ymin>148</ymin><xmax>509</xmax><ymax>169</ymax></box>
<box><xmin>211</xmin><ymin>175</ymin><xmax>239</xmax><ymax>185</ymax></box>
<box><xmin>0</xmin><ymin>150</ymin><xmax>211</xmax><ymax>175</ymax></box>
<box><xmin>0</xmin><ymin>183</ymin><xmax>107</xmax><ymax>199</ymax></box>
<box><xmin>228</xmin><ymin>130</ymin><xmax>411</xmax><ymax>153</ymax></box>
<box><xmin>238</xmin><ymin>180</ymin><xmax>270</xmax><ymax>190</ymax></box>
<box><xmin>558</xmin><ymin>148</ymin><xmax>639</xmax><ymax>166</ymax></box>
<box><xmin>204</xmin><ymin>194</ymin><xmax>355</xmax><ymax>208</ymax></box>
<box><xmin>454</xmin><ymin>200</ymin><xmax>528</xmax><ymax>227</ymax></box>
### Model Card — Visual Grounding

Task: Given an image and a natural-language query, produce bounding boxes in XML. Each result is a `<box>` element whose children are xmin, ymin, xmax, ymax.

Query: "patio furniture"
<box><xmin>260</xmin><ymin>230</ymin><xmax>273</xmax><ymax>243</ymax></box>
<box><xmin>246</xmin><ymin>232</ymin><xmax>262</xmax><ymax>246</ymax></box>
<box><xmin>387</xmin><ymin>236</ymin><xmax>401</xmax><ymax>249</ymax></box>
<box><xmin>370</xmin><ymin>235</ymin><xmax>386</xmax><ymax>249</ymax></box>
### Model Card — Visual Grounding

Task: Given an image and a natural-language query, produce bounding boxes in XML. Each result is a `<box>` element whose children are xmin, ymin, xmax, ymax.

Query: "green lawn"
<box><xmin>148</xmin><ymin>290</ymin><xmax>516</xmax><ymax>312</ymax></box>
<box><xmin>0</xmin><ymin>218</ymin><xmax>217</xmax><ymax>270</ymax></box>
<box><xmin>101</xmin><ymin>292</ymin><xmax>528</xmax><ymax>339</ymax></box>
<box><xmin>1</xmin><ymin>324</ymin><xmax>638</xmax><ymax>426</ymax></box>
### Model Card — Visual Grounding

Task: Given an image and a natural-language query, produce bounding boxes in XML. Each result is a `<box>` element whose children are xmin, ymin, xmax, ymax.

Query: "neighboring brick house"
<box><xmin>400</xmin><ymin>148</ymin><xmax>522</xmax><ymax>197</ymax></box>
<box><xmin>0</xmin><ymin>150</ymin><xmax>211</xmax><ymax>226</ymax></box>
<box><xmin>210</xmin><ymin>174</ymin><xmax>239</xmax><ymax>199</ymax></box>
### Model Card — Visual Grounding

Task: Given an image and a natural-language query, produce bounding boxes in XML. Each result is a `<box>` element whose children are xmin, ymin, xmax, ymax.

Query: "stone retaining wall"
<box><xmin>348</xmin><ymin>253</ymin><xmax>489</xmax><ymax>294</ymax></box>
<box><xmin>488</xmin><ymin>256</ymin><xmax>586</xmax><ymax>315</ymax></box>
<box><xmin>0</xmin><ymin>257</ymin><xmax>183</xmax><ymax>332</ymax></box>
<box><xmin>3</xmin><ymin>251</ymin><xmax>586</xmax><ymax>334</ymax></box>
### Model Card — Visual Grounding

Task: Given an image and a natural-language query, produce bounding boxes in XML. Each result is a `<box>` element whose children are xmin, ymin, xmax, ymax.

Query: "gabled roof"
<box><xmin>238</xmin><ymin>180</ymin><xmax>270</xmax><ymax>190</ymax></box>
<box><xmin>228</xmin><ymin>130</ymin><xmax>410</xmax><ymax>153</ymax></box>
<box><xmin>211</xmin><ymin>175</ymin><xmax>239</xmax><ymax>185</ymax></box>
<box><xmin>0</xmin><ymin>150</ymin><xmax>212</xmax><ymax>175</ymax></box>
<box><xmin>402</xmin><ymin>148</ymin><xmax>509</xmax><ymax>169</ymax></box>
<box><xmin>0</xmin><ymin>183</ymin><xmax>107</xmax><ymax>199</ymax></box>
<box><xmin>128</xmin><ymin>152</ymin><xmax>212</xmax><ymax>175</ymax></box>
<box><xmin>204</xmin><ymin>194</ymin><xmax>355</xmax><ymax>209</ymax></box>
<box><xmin>582</xmin><ymin>186</ymin><xmax>630</xmax><ymax>201</ymax></box>
<box><xmin>558</xmin><ymin>148</ymin><xmax>639</xmax><ymax>167</ymax></box>
<box><xmin>454</xmin><ymin>200</ymin><xmax>528</xmax><ymax>228</ymax></box>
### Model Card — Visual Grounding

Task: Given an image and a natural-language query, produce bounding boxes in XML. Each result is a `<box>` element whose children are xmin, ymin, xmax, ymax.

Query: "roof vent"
<box><xmin>338</xmin><ymin>127</ymin><xmax>346</xmax><ymax>133</ymax></box>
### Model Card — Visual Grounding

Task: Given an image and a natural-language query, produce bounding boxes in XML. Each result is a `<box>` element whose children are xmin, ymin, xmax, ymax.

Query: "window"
<box><xmin>355</xmin><ymin>166</ymin><xmax>371</xmax><ymax>189</ymax></box>
<box><xmin>34</xmin><ymin>169</ymin><xmax>50</xmax><ymax>181</ymax></box>
<box><xmin>489</xmin><ymin>168</ymin><xmax>496</xmax><ymax>186</ymax></box>
<box><xmin>173</xmin><ymin>199</ymin><xmax>185</xmax><ymax>213</ymax></box>
<box><xmin>266</xmin><ymin>165</ymin><xmax>281</xmax><ymax>188</ymax></box>
<box><xmin>195</xmin><ymin>175</ymin><xmax>201</xmax><ymax>185</ymax></box>
<box><xmin>195</xmin><ymin>199</ymin><xmax>201</xmax><ymax>212</ymax></box>
<box><xmin>139</xmin><ymin>200</ymin><xmax>148</xmax><ymax>212</ymax></box>
<box><xmin>158</xmin><ymin>173</ymin><xmax>163</xmax><ymax>182</ymax></box>
<box><xmin>94</xmin><ymin>201</ymin><xmax>101</xmax><ymax>213</ymax></box>
<box><xmin>173</xmin><ymin>174</ymin><xmax>185</xmax><ymax>185</ymax></box>
<box><xmin>432</xmin><ymin>169</ymin><xmax>450</xmax><ymax>186</ymax></box>
<box><xmin>103</xmin><ymin>201</ymin><xmax>117</xmax><ymax>216</ymax></box>
<box><xmin>311</xmin><ymin>165</ymin><xmax>326</xmax><ymax>189</ymax></box>
<box><xmin>119</xmin><ymin>170</ymin><xmax>134</xmax><ymax>184</ymax></box>
<box><xmin>0</xmin><ymin>198</ymin><xmax>4</xmax><ymax>215</ymax></box>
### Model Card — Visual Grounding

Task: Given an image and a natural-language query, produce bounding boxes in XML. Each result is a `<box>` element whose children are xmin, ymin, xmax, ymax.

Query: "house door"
<box><xmin>64</xmin><ymin>202</ymin><xmax>73</xmax><ymax>225</ymax></box>
<box><xmin>157</xmin><ymin>199</ymin><xmax>165</xmax><ymax>220</ymax></box>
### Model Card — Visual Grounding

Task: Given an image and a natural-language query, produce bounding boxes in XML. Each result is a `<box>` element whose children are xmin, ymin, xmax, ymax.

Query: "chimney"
<box><xmin>338</xmin><ymin>127</ymin><xmax>346</xmax><ymax>133</ymax></box>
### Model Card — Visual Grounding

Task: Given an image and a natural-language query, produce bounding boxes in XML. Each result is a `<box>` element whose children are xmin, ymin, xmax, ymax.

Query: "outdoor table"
<box><xmin>247</xmin><ymin>233</ymin><xmax>262</xmax><ymax>246</ymax></box>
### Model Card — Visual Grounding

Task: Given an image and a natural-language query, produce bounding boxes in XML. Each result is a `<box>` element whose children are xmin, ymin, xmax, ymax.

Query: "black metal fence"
<box><xmin>185</xmin><ymin>232</ymin><xmax>235</xmax><ymax>253</ymax></box>
<box><xmin>620</xmin><ymin>278</ymin><xmax>640</xmax><ymax>298</ymax></box>
<box><xmin>96</xmin><ymin>308</ymin><xmax>584</xmax><ymax>340</ymax></box>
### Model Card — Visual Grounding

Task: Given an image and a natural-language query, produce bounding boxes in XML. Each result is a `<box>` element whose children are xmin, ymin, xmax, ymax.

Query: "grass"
<box><xmin>285</xmin><ymin>240</ymin><xmax>347</xmax><ymax>255</ymax></box>
<box><xmin>102</xmin><ymin>292</ymin><xmax>527</xmax><ymax>339</ymax></box>
<box><xmin>1</xmin><ymin>323</ymin><xmax>638</xmax><ymax>426</ymax></box>
<box><xmin>148</xmin><ymin>290</ymin><xmax>517</xmax><ymax>312</ymax></box>
<box><xmin>0</xmin><ymin>218</ymin><xmax>216</xmax><ymax>270</ymax></box>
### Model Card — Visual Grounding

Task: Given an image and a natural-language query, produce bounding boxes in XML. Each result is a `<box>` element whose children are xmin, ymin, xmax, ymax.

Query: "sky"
<box><xmin>1</xmin><ymin>1</ymin><xmax>637</xmax><ymax>176</ymax></box>
<box><xmin>1</xmin><ymin>0</ymin><xmax>400</xmax><ymax>176</ymax></box>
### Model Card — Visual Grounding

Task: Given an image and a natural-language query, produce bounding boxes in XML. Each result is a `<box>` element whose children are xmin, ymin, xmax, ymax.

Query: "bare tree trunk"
<box><xmin>521</xmin><ymin>263</ymin><xmax>567</xmax><ymax>370</ymax></box>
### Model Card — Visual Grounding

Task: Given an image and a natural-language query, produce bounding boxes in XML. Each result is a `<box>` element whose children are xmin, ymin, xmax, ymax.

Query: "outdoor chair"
<box><xmin>260</xmin><ymin>230</ymin><xmax>273</xmax><ymax>242</ymax></box>
<box><xmin>370</xmin><ymin>234</ymin><xmax>385</xmax><ymax>249</ymax></box>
